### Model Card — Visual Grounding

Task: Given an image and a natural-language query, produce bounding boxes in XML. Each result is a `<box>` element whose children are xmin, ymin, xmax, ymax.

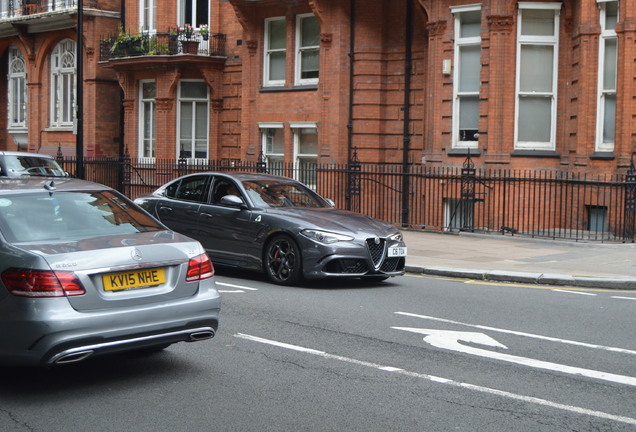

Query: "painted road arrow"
<box><xmin>392</xmin><ymin>327</ymin><xmax>636</xmax><ymax>387</ymax></box>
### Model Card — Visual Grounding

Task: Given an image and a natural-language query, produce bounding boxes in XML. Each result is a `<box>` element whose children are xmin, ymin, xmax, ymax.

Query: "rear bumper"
<box><xmin>0</xmin><ymin>288</ymin><xmax>221</xmax><ymax>367</ymax></box>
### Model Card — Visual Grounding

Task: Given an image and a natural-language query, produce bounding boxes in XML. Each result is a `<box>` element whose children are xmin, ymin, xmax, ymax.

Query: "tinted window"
<box><xmin>0</xmin><ymin>190</ymin><xmax>163</xmax><ymax>243</ymax></box>
<box><xmin>168</xmin><ymin>175</ymin><xmax>208</xmax><ymax>202</ymax></box>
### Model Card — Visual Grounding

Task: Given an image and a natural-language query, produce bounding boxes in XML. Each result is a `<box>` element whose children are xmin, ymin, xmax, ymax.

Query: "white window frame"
<box><xmin>178</xmin><ymin>0</ymin><xmax>209</xmax><ymax>29</ymax></box>
<box><xmin>139</xmin><ymin>80</ymin><xmax>156</xmax><ymax>160</ymax></box>
<box><xmin>451</xmin><ymin>4</ymin><xmax>481</xmax><ymax>149</ymax></box>
<box><xmin>50</xmin><ymin>39</ymin><xmax>76</xmax><ymax>129</ymax></box>
<box><xmin>596</xmin><ymin>0</ymin><xmax>618</xmax><ymax>152</ymax></box>
<box><xmin>140</xmin><ymin>0</ymin><xmax>156</xmax><ymax>33</ymax></box>
<box><xmin>514</xmin><ymin>2</ymin><xmax>561</xmax><ymax>151</ymax></box>
<box><xmin>176</xmin><ymin>80</ymin><xmax>210</xmax><ymax>161</ymax></box>
<box><xmin>259</xmin><ymin>122</ymin><xmax>285</xmax><ymax>162</ymax></box>
<box><xmin>264</xmin><ymin>17</ymin><xmax>286</xmax><ymax>87</ymax></box>
<box><xmin>295</xmin><ymin>13</ymin><xmax>320</xmax><ymax>86</ymax></box>
<box><xmin>290</xmin><ymin>122</ymin><xmax>318</xmax><ymax>186</ymax></box>
<box><xmin>8</xmin><ymin>46</ymin><xmax>27</xmax><ymax>130</ymax></box>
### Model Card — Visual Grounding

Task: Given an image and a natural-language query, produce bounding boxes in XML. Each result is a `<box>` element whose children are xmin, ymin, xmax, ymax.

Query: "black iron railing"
<box><xmin>57</xmin><ymin>156</ymin><xmax>636</xmax><ymax>243</ymax></box>
<box><xmin>0</xmin><ymin>0</ymin><xmax>98</xmax><ymax>19</ymax></box>
<box><xmin>99</xmin><ymin>31</ymin><xmax>226</xmax><ymax>60</ymax></box>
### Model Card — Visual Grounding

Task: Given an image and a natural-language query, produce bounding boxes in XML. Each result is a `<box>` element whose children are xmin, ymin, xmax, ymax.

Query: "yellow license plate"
<box><xmin>102</xmin><ymin>268</ymin><xmax>166</xmax><ymax>291</ymax></box>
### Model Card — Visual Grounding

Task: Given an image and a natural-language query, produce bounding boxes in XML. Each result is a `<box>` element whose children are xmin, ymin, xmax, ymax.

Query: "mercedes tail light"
<box><xmin>1</xmin><ymin>268</ymin><xmax>85</xmax><ymax>297</ymax></box>
<box><xmin>186</xmin><ymin>254</ymin><xmax>214</xmax><ymax>282</ymax></box>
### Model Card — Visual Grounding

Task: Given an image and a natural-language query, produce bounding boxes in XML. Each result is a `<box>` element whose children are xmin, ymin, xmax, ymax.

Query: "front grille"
<box><xmin>324</xmin><ymin>259</ymin><xmax>369</xmax><ymax>274</ymax></box>
<box><xmin>366</xmin><ymin>238</ymin><xmax>386</xmax><ymax>269</ymax></box>
<box><xmin>380</xmin><ymin>257</ymin><xmax>405</xmax><ymax>272</ymax></box>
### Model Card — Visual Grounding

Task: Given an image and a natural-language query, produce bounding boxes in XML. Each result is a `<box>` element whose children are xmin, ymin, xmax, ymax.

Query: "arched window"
<box><xmin>50</xmin><ymin>39</ymin><xmax>76</xmax><ymax>128</ymax></box>
<box><xmin>8</xmin><ymin>46</ymin><xmax>27</xmax><ymax>128</ymax></box>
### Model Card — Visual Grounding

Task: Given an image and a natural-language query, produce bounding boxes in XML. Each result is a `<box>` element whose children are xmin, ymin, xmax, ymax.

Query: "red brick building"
<box><xmin>0</xmin><ymin>0</ymin><xmax>634</xmax><ymax>176</ymax></box>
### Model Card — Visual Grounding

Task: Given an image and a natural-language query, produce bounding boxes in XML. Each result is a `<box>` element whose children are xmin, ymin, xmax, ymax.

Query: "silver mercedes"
<box><xmin>0</xmin><ymin>178</ymin><xmax>220</xmax><ymax>366</ymax></box>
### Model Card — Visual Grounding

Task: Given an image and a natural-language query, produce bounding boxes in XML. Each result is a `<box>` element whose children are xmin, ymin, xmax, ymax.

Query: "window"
<box><xmin>8</xmin><ymin>46</ymin><xmax>26</xmax><ymax>129</ymax></box>
<box><xmin>444</xmin><ymin>198</ymin><xmax>474</xmax><ymax>231</ymax></box>
<box><xmin>139</xmin><ymin>81</ymin><xmax>156</xmax><ymax>159</ymax></box>
<box><xmin>140</xmin><ymin>0</ymin><xmax>156</xmax><ymax>32</ymax></box>
<box><xmin>179</xmin><ymin>0</ymin><xmax>209</xmax><ymax>29</ymax></box>
<box><xmin>597</xmin><ymin>0</ymin><xmax>618</xmax><ymax>152</ymax></box>
<box><xmin>50</xmin><ymin>39</ymin><xmax>76</xmax><ymax>128</ymax></box>
<box><xmin>451</xmin><ymin>6</ymin><xmax>481</xmax><ymax>148</ymax></box>
<box><xmin>291</xmin><ymin>123</ymin><xmax>318</xmax><ymax>187</ymax></box>
<box><xmin>259</xmin><ymin>122</ymin><xmax>285</xmax><ymax>174</ymax></box>
<box><xmin>295</xmin><ymin>14</ymin><xmax>319</xmax><ymax>85</ymax></box>
<box><xmin>166</xmin><ymin>175</ymin><xmax>209</xmax><ymax>202</ymax></box>
<box><xmin>264</xmin><ymin>17</ymin><xmax>286</xmax><ymax>86</ymax></box>
<box><xmin>515</xmin><ymin>3</ymin><xmax>561</xmax><ymax>150</ymax></box>
<box><xmin>178</xmin><ymin>81</ymin><xmax>209</xmax><ymax>160</ymax></box>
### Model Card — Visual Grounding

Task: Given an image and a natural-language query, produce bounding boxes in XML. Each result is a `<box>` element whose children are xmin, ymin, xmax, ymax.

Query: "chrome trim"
<box><xmin>48</xmin><ymin>326</ymin><xmax>216</xmax><ymax>365</ymax></box>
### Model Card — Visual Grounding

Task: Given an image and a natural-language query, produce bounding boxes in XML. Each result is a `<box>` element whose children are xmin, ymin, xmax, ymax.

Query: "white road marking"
<box><xmin>216</xmin><ymin>282</ymin><xmax>258</xmax><ymax>291</ymax></box>
<box><xmin>395</xmin><ymin>312</ymin><xmax>636</xmax><ymax>356</ymax></box>
<box><xmin>393</xmin><ymin>327</ymin><xmax>636</xmax><ymax>387</ymax></box>
<box><xmin>612</xmin><ymin>296</ymin><xmax>636</xmax><ymax>301</ymax></box>
<box><xmin>234</xmin><ymin>333</ymin><xmax>636</xmax><ymax>426</ymax></box>
<box><xmin>218</xmin><ymin>290</ymin><xmax>245</xmax><ymax>293</ymax></box>
<box><xmin>552</xmin><ymin>289</ymin><xmax>597</xmax><ymax>296</ymax></box>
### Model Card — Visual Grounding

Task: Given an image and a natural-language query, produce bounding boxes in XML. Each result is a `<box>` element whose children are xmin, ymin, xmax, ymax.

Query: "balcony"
<box><xmin>0</xmin><ymin>0</ymin><xmax>101</xmax><ymax>36</ymax></box>
<box><xmin>99</xmin><ymin>31</ymin><xmax>227</xmax><ymax>62</ymax></box>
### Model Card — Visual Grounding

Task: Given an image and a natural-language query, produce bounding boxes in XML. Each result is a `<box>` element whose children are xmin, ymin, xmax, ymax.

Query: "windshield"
<box><xmin>242</xmin><ymin>180</ymin><xmax>327</xmax><ymax>208</ymax></box>
<box><xmin>4</xmin><ymin>156</ymin><xmax>67</xmax><ymax>177</ymax></box>
<box><xmin>0</xmin><ymin>190</ymin><xmax>164</xmax><ymax>243</ymax></box>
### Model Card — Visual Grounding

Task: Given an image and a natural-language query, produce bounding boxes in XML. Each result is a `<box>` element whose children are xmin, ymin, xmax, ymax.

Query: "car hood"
<box><xmin>263</xmin><ymin>207</ymin><xmax>398</xmax><ymax>237</ymax></box>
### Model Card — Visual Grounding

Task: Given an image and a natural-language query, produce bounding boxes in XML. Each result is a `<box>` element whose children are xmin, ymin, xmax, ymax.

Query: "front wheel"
<box><xmin>264</xmin><ymin>234</ymin><xmax>302</xmax><ymax>285</ymax></box>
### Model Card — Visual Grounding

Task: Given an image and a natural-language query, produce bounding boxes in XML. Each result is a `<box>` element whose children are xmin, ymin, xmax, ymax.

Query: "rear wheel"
<box><xmin>264</xmin><ymin>234</ymin><xmax>302</xmax><ymax>285</ymax></box>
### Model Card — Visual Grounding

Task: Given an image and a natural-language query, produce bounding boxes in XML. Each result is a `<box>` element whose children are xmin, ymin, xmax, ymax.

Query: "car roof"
<box><xmin>182</xmin><ymin>172</ymin><xmax>299</xmax><ymax>183</ymax></box>
<box><xmin>0</xmin><ymin>151</ymin><xmax>55</xmax><ymax>159</ymax></box>
<box><xmin>0</xmin><ymin>177</ymin><xmax>109</xmax><ymax>193</ymax></box>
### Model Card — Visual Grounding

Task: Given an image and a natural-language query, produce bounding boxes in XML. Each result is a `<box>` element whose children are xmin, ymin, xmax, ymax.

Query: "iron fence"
<box><xmin>58</xmin><ymin>156</ymin><xmax>636</xmax><ymax>243</ymax></box>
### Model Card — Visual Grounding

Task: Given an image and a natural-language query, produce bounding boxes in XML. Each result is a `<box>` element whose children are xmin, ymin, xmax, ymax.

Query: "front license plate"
<box><xmin>102</xmin><ymin>268</ymin><xmax>166</xmax><ymax>292</ymax></box>
<box><xmin>388</xmin><ymin>246</ymin><xmax>407</xmax><ymax>257</ymax></box>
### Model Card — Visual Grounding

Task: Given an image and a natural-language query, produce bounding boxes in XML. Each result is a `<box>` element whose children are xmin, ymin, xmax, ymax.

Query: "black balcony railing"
<box><xmin>57</xmin><ymin>156</ymin><xmax>636</xmax><ymax>243</ymax></box>
<box><xmin>99</xmin><ymin>31</ymin><xmax>226</xmax><ymax>61</ymax></box>
<box><xmin>0</xmin><ymin>0</ymin><xmax>98</xmax><ymax>19</ymax></box>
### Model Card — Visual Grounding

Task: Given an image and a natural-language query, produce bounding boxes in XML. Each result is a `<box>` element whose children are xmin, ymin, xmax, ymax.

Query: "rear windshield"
<box><xmin>0</xmin><ymin>190</ymin><xmax>163</xmax><ymax>243</ymax></box>
<box><xmin>3</xmin><ymin>156</ymin><xmax>67</xmax><ymax>177</ymax></box>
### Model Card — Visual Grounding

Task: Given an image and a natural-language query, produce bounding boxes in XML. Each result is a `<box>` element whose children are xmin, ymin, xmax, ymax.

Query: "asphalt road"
<box><xmin>1</xmin><ymin>271</ymin><xmax>635</xmax><ymax>431</ymax></box>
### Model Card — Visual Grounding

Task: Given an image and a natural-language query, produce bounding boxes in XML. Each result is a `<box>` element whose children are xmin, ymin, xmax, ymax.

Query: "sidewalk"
<box><xmin>402</xmin><ymin>230</ymin><xmax>636</xmax><ymax>290</ymax></box>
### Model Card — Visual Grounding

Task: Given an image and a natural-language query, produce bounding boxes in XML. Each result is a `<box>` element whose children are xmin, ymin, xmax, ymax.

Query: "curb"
<box><xmin>405</xmin><ymin>265</ymin><xmax>636</xmax><ymax>290</ymax></box>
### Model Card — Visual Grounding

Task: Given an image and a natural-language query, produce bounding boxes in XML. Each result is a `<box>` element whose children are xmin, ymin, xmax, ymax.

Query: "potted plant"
<box><xmin>182</xmin><ymin>23</ymin><xmax>194</xmax><ymax>39</ymax></box>
<box><xmin>199</xmin><ymin>24</ymin><xmax>209</xmax><ymax>41</ymax></box>
<box><xmin>169</xmin><ymin>26</ymin><xmax>179</xmax><ymax>41</ymax></box>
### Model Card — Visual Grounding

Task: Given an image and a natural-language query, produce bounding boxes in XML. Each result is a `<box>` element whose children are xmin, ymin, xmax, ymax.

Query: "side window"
<box><xmin>174</xmin><ymin>175</ymin><xmax>209</xmax><ymax>202</ymax></box>
<box><xmin>211</xmin><ymin>179</ymin><xmax>241</xmax><ymax>205</ymax></box>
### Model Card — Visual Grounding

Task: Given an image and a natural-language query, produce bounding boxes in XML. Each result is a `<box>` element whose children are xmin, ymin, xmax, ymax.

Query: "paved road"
<box><xmin>2</xmin><ymin>271</ymin><xmax>634</xmax><ymax>431</ymax></box>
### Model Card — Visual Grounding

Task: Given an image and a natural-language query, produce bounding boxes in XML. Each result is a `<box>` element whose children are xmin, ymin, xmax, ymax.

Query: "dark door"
<box><xmin>197</xmin><ymin>176</ymin><xmax>264</xmax><ymax>269</ymax></box>
<box><xmin>154</xmin><ymin>174</ymin><xmax>211</xmax><ymax>238</ymax></box>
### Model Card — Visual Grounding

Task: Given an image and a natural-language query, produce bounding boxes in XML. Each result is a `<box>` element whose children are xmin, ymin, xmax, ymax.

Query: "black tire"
<box><xmin>264</xmin><ymin>234</ymin><xmax>303</xmax><ymax>285</ymax></box>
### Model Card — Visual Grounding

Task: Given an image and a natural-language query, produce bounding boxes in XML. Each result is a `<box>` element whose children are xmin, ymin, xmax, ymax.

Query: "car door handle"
<box><xmin>158</xmin><ymin>206</ymin><xmax>173</xmax><ymax>214</ymax></box>
<box><xmin>201</xmin><ymin>212</ymin><xmax>218</xmax><ymax>219</ymax></box>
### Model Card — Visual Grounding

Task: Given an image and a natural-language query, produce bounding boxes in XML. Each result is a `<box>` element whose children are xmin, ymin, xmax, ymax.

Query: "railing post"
<box><xmin>623</xmin><ymin>156</ymin><xmax>636</xmax><ymax>242</ymax></box>
<box><xmin>346</xmin><ymin>147</ymin><xmax>361</xmax><ymax>212</ymax></box>
<box><xmin>458</xmin><ymin>150</ymin><xmax>476</xmax><ymax>231</ymax></box>
<box><xmin>120</xmin><ymin>147</ymin><xmax>130</xmax><ymax>195</ymax></box>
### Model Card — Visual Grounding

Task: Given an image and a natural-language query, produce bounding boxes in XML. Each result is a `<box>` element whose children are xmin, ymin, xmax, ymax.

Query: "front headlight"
<box><xmin>301</xmin><ymin>229</ymin><xmax>354</xmax><ymax>244</ymax></box>
<box><xmin>389</xmin><ymin>232</ymin><xmax>403</xmax><ymax>242</ymax></box>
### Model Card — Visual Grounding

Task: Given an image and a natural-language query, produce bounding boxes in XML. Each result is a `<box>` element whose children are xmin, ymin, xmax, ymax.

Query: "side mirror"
<box><xmin>325</xmin><ymin>198</ymin><xmax>336</xmax><ymax>208</ymax></box>
<box><xmin>220</xmin><ymin>194</ymin><xmax>246</xmax><ymax>208</ymax></box>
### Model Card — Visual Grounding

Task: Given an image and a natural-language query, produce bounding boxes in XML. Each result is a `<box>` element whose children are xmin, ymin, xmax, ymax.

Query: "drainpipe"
<box><xmin>401</xmin><ymin>0</ymin><xmax>413</xmax><ymax>227</ymax></box>
<box><xmin>76</xmin><ymin>0</ymin><xmax>84</xmax><ymax>179</ymax></box>
<box><xmin>346</xmin><ymin>0</ymin><xmax>356</xmax><ymax>211</ymax></box>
